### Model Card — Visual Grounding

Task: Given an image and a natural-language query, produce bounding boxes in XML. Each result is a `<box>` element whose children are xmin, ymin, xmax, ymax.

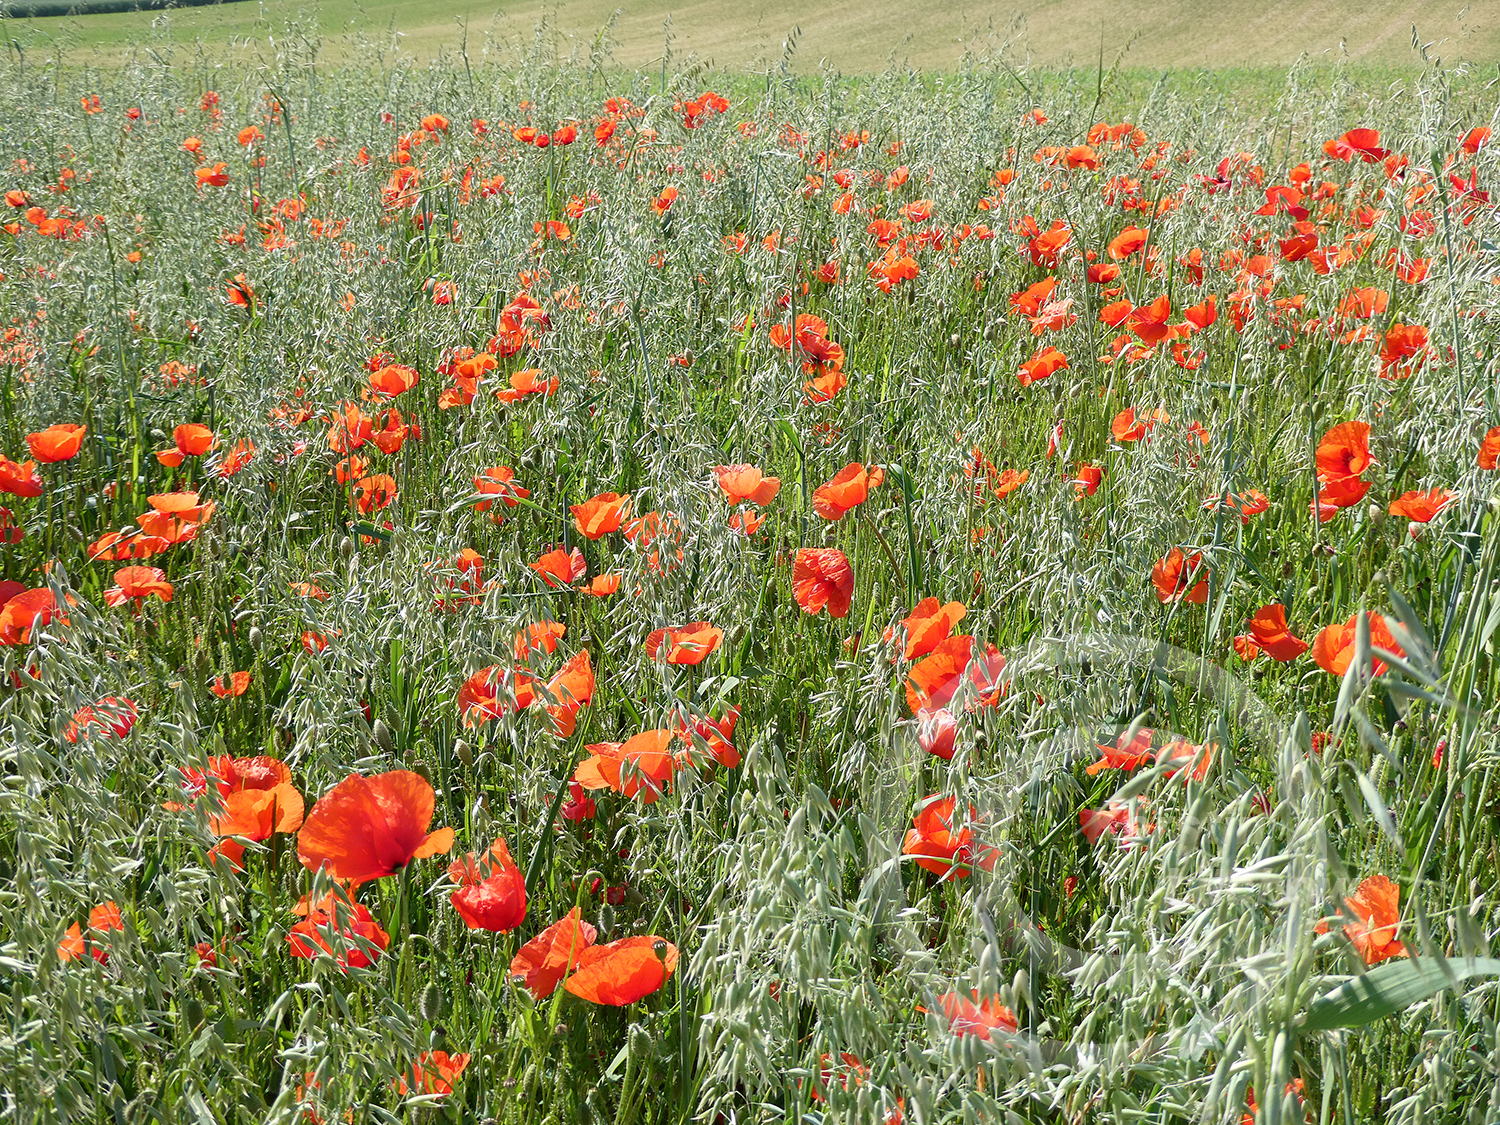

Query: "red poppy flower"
<box><xmin>0</xmin><ymin>456</ymin><xmax>44</xmax><ymax>498</ymax></box>
<box><xmin>571</xmin><ymin>492</ymin><xmax>631</xmax><ymax>539</ymax></box>
<box><xmin>296</xmin><ymin>770</ymin><xmax>455</xmax><ymax>884</ymax></box>
<box><xmin>1151</xmin><ymin>548</ymin><xmax>1208</xmax><ymax>604</ymax></box>
<box><xmin>1017</xmin><ymin>346</ymin><xmax>1068</xmax><ymax>386</ymax></box>
<box><xmin>901</xmin><ymin>795</ymin><xmax>997</xmax><ymax>879</ymax></box>
<box><xmin>531</xmin><ymin>546</ymin><xmax>587</xmax><ymax>587</ymax></box>
<box><xmin>1245</xmin><ymin>604</ymin><xmax>1308</xmax><ymax>662</ymax></box>
<box><xmin>510</xmin><ymin>908</ymin><xmax>598</xmax><ymax>998</ymax></box>
<box><xmin>896</xmin><ymin>597</ymin><xmax>967</xmax><ymax>659</ymax></box>
<box><xmin>1388</xmin><ymin>487</ymin><xmax>1456</xmax><ymax>523</ymax></box>
<box><xmin>543</xmin><ymin>650</ymin><xmax>595</xmax><ymax>737</ymax></box>
<box><xmin>287</xmin><ymin>893</ymin><xmax>390</xmax><ymax>969</ymax></box>
<box><xmin>564</xmin><ymin>935</ymin><xmax>679</xmax><ymax>1005</ymax></box>
<box><xmin>473</xmin><ymin>465</ymin><xmax>529</xmax><ymax>512</ymax></box>
<box><xmin>64</xmin><ymin>697</ymin><xmax>139</xmax><ymax>742</ymax></box>
<box><xmin>448</xmin><ymin>837</ymin><xmax>527</xmax><ymax>932</ymax></box>
<box><xmin>26</xmin><ymin>424</ymin><xmax>87</xmax><ymax>463</ymax></box>
<box><xmin>713</xmin><ymin>464</ymin><xmax>780</xmax><ymax>506</ymax></box>
<box><xmin>103</xmin><ymin>566</ymin><xmax>174</xmax><ymax>607</ymax></box>
<box><xmin>0</xmin><ymin>587</ymin><xmax>67</xmax><ymax>645</ymax></box>
<box><xmin>934</xmin><ymin>991</ymin><xmax>1018</xmax><ymax>1038</ymax></box>
<box><xmin>573</xmin><ymin>730</ymin><xmax>676</xmax><ymax>803</ymax></box>
<box><xmin>209</xmin><ymin>783</ymin><xmax>305</xmax><ymax>867</ymax></box>
<box><xmin>905</xmin><ymin>635</ymin><xmax>1006</xmax><ymax>714</ymax></box>
<box><xmin>1311</xmin><ymin>612</ymin><xmax>1404</xmax><ymax>677</ymax></box>
<box><xmin>1087</xmin><ymin>727</ymin><xmax>1154</xmax><ymax>775</ymax></box>
<box><xmin>1315</xmin><ymin>874</ymin><xmax>1405</xmax><ymax>965</ymax></box>
<box><xmin>792</xmin><ymin>548</ymin><xmax>854</xmax><ymax>618</ymax></box>
<box><xmin>211</xmin><ymin>671</ymin><xmax>252</xmax><ymax>697</ymax></box>
<box><xmin>395</xmin><ymin>1051</ymin><xmax>471</xmax><ymax>1097</ymax></box>
<box><xmin>58</xmin><ymin>901</ymin><xmax>125</xmax><ymax>964</ymax></box>
<box><xmin>1478</xmin><ymin>427</ymin><xmax>1500</xmax><ymax>471</ymax></box>
<box><xmin>368</xmin><ymin>364</ymin><xmax>419</xmax><ymax>398</ymax></box>
<box><xmin>457</xmin><ymin>666</ymin><xmax>536</xmax><ymax>727</ymax></box>
<box><xmin>645</xmin><ymin>622</ymin><xmax>723</xmax><ymax>665</ymax></box>
<box><xmin>812</xmin><ymin>463</ymin><xmax>883</xmax><ymax>520</ymax></box>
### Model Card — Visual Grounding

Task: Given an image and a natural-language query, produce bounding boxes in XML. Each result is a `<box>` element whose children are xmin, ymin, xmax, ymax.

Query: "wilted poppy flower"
<box><xmin>531</xmin><ymin>546</ymin><xmax>587</xmax><ymax>587</ymax></box>
<box><xmin>905</xmin><ymin>635</ymin><xmax>1006</xmax><ymax>714</ymax></box>
<box><xmin>1244</xmin><ymin>604</ymin><xmax>1308</xmax><ymax>662</ymax></box>
<box><xmin>0</xmin><ymin>456</ymin><xmax>44</xmax><ymax>498</ymax></box>
<box><xmin>896</xmin><ymin>597</ymin><xmax>966</xmax><ymax>659</ymax></box>
<box><xmin>564</xmin><ymin>935</ymin><xmax>679</xmax><ymax>1005</ymax></box>
<box><xmin>792</xmin><ymin>548</ymin><xmax>854</xmax><ymax>618</ymax></box>
<box><xmin>713</xmin><ymin>464</ymin><xmax>780</xmax><ymax>506</ymax></box>
<box><xmin>395</xmin><ymin>1051</ymin><xmax>470</xmax><ymax>1098</ymax></box>
<box><xmin>103</xmin><ymin>566</ymin><xmax>173</xmax><ymax>608</ymax></box>
<box><xmin>1315</xmin><ymin>874</ymin><xmax>1406</xmax><ymax>965</ymax></box>
<box><xmin>287</xmin><ymin>893</ymin><xmax>390</xmax><ymax>969</ymax></box>
<box><xmin>64</xmin><ymin>696</ymin><xmax>139</xmax><ymax>742</ymax></box>
<box><xmin>449</xmin><ymin>837</ymin><xmax>527</xmax><ymax>932</ymax></box>
<box><xmin>934</xmin><ymin>990</ymin><xmax>1018</xmax><ymax>1038</ymax></box>
<box><xmin>58</xmin><ymin>901</ymin><xmax>125</xmax><ymax>964</ymax></box>
<box><xmin>1388</xmin><ymin>487</ymin><xmax>1456</xmax><ymax>523</ymax></box>
<box><xmin>574</xmin><ymin>730</ymin><xmax>676</xmax><ymax>803</ymax></box>
<box><xmin>510</xmin><ymin>908</ymin><xmax>598</xmax><ymax>998</ymax></box>
<box><xmin>645</xmin><ymin>621</ymin><xmax>723</xmax><ymax>665</ymax></box>
<box><xmin>571</xmin><ymin>492</ymin><xmax>631</xmax><ymax>539</ymax></box>
<box><xmin>1311</xmin><ymin>612</ymin><xmax>1404</xmax><ymax>677</ymax></box>
<box><xmin>1151</xmin><ymin>548</ymin><xmax>1208</xmax><ymax>604</ymax></box>
<box><xmin>902</xmin><ymin>795</ymin><xmax>997</xmax><ymax>879</ymax></box>
<box><xmin>812</xmin><ymin>463</ymin><xmax>883</xmax><ymax>520</ymax></box>
<box><xmin>26</xmin><ymin>424</ymin><xmax>86</xmax><ymax>463</ymax></box>
<box><xmin>297</xmin><ymin>770</ymin><xmax>455</xmax><ymax>884</ymax></box>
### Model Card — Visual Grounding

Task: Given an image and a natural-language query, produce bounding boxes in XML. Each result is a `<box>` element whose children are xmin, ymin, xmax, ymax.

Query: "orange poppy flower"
<box><xmin>510</xmin><ymin>908</ymin><xmax>598</xmax><ymax>998</ymax></box>
<box><xmin>209</xmin><ymin>671</ymin><xmax>253</xmax><ymax>698</ymax></box>
<box><xmin>1151</xmin><ymin>548</ymin><xmax>1208</xmax><ymax>604</ymax></box>
<box><xmin>1311</xmin><ymin>612</ymin><xmax>1404</xmax><ymax>676</ymax></box>
<box><xmin>368</xmin><ymin>364</ymin><xmax>419</xmax><ymax>398</ymax></box>
<box><xmin>564</xmin><ymin>935</ymin><xmax>680</xmax><ymax>1005</ymax></box>
<box><xmin>993</xmin><ymin>468</ymin><xmax>1027</xmax><ymax>499</ymax></box>
<box><xmin>812</xmin><ymin>462</ymin><xmax>883</xmax><ymax>520</ymax></box>
<box><xmin>573</xmin><ymin>730</ymin><xmax>676</xmax><ymax>803</ymax></box>
<box><xmin>904</xmin><ymin>635</ymin><xmax>1006</xmax><ymax>714</ymax></box>
<box><xmin>728</xmin><ymin>508</ymin><xmax>766</xmax><ymax>535</ymax></box>
<box><xmin>1477</xmin><ymin>427</ymin><xmax>1500</xmax><ymax>471</ymax></box>
<box><xmin>571</xmin><ymin>492</ymin><xmax>631</xmax><ymax>539</ymax></box>
<box><xmin>494</xmin><ymin>368</ymin><xmax>559</xmax><ymax>402</ymax></box>
<box><xmin>514</xmin><ymin>621</ymin><xmax>565</xmax><ymax>663</ymax></box>
<box><xmin>672</xmin><ymin>706</ymin><xmax>740</xmax><ymax>769</ymax></box>
<box><xmin>1323</xmin><ymin>128</ymin><xmax>1387</xmax><ymax>162</ymax></box>
<box><xmin>63</xmin><ymin>696</ymin><xmax>139</xmax><ymax>742</ymax></box>
<box><xmin>1157</xmin><ymin>738</ymin><xmax>1216</xmax><ymax>783</ymax></box>
<box><xmin>1111</xmin><ymin>407</ymin><xmax>1168</xmax><ymax>443</ymax></box>
<box><xmin>713</xmin><ymin>464</ymin><xmax>780</xmax><ymax>506</ymax></box>
<box><xmin>1072</xmin><ymin>462</ymin><xmax>1103</xmax><ymax>499</ymax></box>
<box><xmin>395</xmin><ymin>1051</ymin><xmax>471</xmax><ymax>1098</ymax></box>
<box><xmin>0</xmin><ymin>456</ymin><xmax>44</xmax><ymax>498</ymax></box>
<box><xmin>1315</xmin><ymin>874</ymin><xmax>1406</xmax><ymax>965</ymax></box>
<box><xmin>1316</xmin><ymin>421</ymin><xmax>1375</xmax><ymax>482</ymax></box>
<box><xmin>209</xmin><ymin>783</ymin><xmax>305</xmax><ymax>867</ymax></box>
<box><xmin>26</xmin><ymin>423</ymin><xmax>86</xmax><ymax>463</ymax></box>
<box><xmin>137</xmin><ymin>492</ymin><xmax>215</xmax><ymax>543</ymax></box>
<box><xmin>902</xmin><ymin>795</ymin><xmax>997</xmax><ymax>879</ymax></box>
<box><xmin>1388</xmin><ymin>487</ymin><xmax>1456</xmax><ymax>523</ymax></box>
<box><xmin>645</xmin><ymin>621</ymin><xmax>723</xmax><ymax>665</ymax></box>
<box><xmin>103</xmin><ymin>566</ymin><xmax>174</xmax><ymax>607</ymax></box>
<box><xmin>531</xmin><ymin>546</ymin><xmax>587</xmax><ymax>587</ymax></box>
<box><xmin>896</xmin><ymin>597</ymin><xmax>966</xmax><ymax>659</ymax></box>
<box><xmin>371</xmin><ymin>409</ymin><xmax>409</xmax><ymax>455</ymax></box>
<box><xmin>792</xmin><ymin>548</ymin><xmax>853</xmax><ymax>618</ymax></box>
<box><xmin>448</xmin><ymin>837</ymin><xmax>527</xmax><ymax>932</ymax></box>
<box><xmin>156</xmin><ymin>423</ymin><xmax>216</xmax><ymax>467</ymax></box>
<box><xmin>296</xmin><ymin>770</ymin><xmax>455</xmax><ymax>884</ymax></box>
<box><xmin>0</xmin><ymin>587</ymin><xmax>67</xmax><ymax>645</ymax></box>
<box><xmin>457</xmin><ymin>666</ymin><xmax>536</xmax><ymax>727</ymax></box>
<box><xmin>543</xmin><ymin>650</ymin><xmax>595</xmax><ymax>737</ymax></box>
<box><xmin>327</xmin><ymin>402</ymin><xmax>373</xmax><ymax>454</ymax></box>
<box><xmin>582</xmin><ymin>574</ymin><xmax>621</xmax><ymax>597</ymax></box>
<box><xmin>1245</xmin><ymin>604</ymin><xmax>1308</xmax><ymax>662</ymax></box>
<box><xmin>287</xmin><ymin>892</ymin><xmax>390</xmax><ymax>969</ymax></box>
<box><xmin>934</xmin><ymin>990</ymin><xmax>1018</xmax><ymax>1038</ymax></box>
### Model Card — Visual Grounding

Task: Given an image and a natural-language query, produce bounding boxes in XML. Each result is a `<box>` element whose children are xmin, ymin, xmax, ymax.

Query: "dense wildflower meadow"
<box><xmin>2</xmin><ymin>42</ymin><xmax>1500</xmax><ymax>1124</ymax></box>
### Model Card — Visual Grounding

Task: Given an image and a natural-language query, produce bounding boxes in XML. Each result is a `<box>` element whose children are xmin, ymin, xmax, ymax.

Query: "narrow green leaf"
<box><xmin>1304</xmin><ymin>957</ymin><xmax>1500</xmax><ymax>1030</ymax></box>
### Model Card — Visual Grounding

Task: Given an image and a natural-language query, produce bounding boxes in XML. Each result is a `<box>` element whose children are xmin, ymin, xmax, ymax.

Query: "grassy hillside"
<box><xmin>7</xmin><ymin>0</ymin><xmax>1498</xmax><ymax>71</ymax></box>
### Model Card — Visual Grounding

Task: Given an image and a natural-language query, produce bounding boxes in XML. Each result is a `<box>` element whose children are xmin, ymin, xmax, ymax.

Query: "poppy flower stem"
<box><xmin>861</xmin><ymin>508</ymin><xmax>904</xmax><ymax>594</ymax></box>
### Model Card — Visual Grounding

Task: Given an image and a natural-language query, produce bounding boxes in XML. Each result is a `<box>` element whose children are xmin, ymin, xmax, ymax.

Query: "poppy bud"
<box><xmin>1367</xmin><ymin>503</ymin><xmax>1385</xmax><ymax>528</ymax></box>
<box><xmin>1012</xmin><ymin>968</ymin><xmax>1031</xmax><ymax>1010</ymax></box>
<box><xmin>339</xmin><ymin>536</ymin><xmax>354</xmax><ymax>558</ymax></box>
<box><xmin>182</xmin><ymin>996</ymin><xmax>205</xmax><ymax>1028</ymax></box>
<box><xmin>411</xmin><ymin>760</ymin><xmax>432</xmax><ymax>782</ymax></box>
<box><xmin>247</xmin><ymin>626</ymin><xmax>263</xmax><ymax>652</ymax></box>
<box><xmin>454</xmin><ymin>738</ymin><xmax>473</xmax><ymax>766</ymax></box>
<box><xmin>373</xmin><ymin>718</ymin><xmax>396</xmax><ymax>755</ymax></box>
<box><xmin>949</xmin><ymin>333</ymin><xmax>961</xmax><ymax>348</ymax></box>
<box><xmin>418</xmin><ymin>982</ymin><xmax>444</xmax><ymax>1021</ymax></box>
<box><xmin>628</xmin><ymin>1023</ymin><xmax>652</xmax><ymax>1062</ymax></box>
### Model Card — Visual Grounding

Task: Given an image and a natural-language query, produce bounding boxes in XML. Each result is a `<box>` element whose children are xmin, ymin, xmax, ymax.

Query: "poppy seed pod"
<box><xmin>411</xmin><ymin>760</ymin><xmax>432</xmax><ymax>782</ymax></box>
<box><xmin>373</xmin><ymin>719</ymin><xmax>396</xmax><ymax>755</ymax></box>
<box><xmin>246</xmin><ymin>626</ymin><xmax>263</xmax><ymax>651</ymax></box>
<box><xmin>418</xmin><ymin>982</ymin><xmax>444</xmax><ymax>1021</ymax></box>
<box><xmin>454</xmin><ymin>738</ymin><xmax>472</xmax><ymax>766</ymax></box>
